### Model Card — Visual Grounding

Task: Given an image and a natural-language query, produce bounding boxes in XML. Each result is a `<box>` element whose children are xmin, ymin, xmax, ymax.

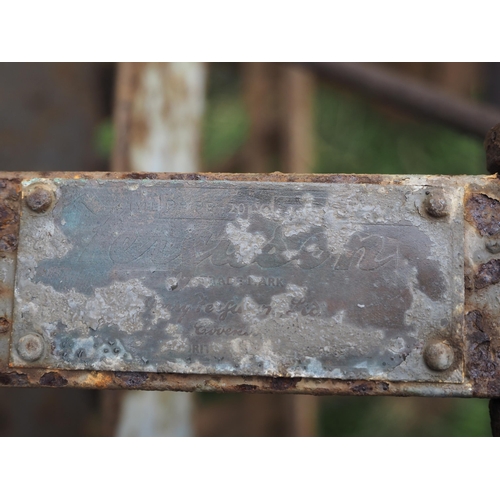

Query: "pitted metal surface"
<box><xmin>0</xmin><ymin>179</ymin><xmax>20</xmax><ymax>372</ymax></box>
<box><xmin>9</xmin><ymin>177</ymin><xmax>464</xmax><ymax>382</ymax></box>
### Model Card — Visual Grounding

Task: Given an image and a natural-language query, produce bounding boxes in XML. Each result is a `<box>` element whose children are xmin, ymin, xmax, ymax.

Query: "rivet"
<box><xmin>25</xmin><ymin>185</ymin><xmax>54</xmax><ymax>214</ymax></box>
<box><xmin>486</xmin><ymin>241</ymin><xmax>500</xmax><ymax>254</ymax></box>
<box><xmin>424</xmin><ymin>191</ymin><xmax>449</xmax><ymax>218</ymax></box>
<box><xmin>17</xmin><ymin>334</ymin><xmax>44</xmax><ymax>362</ymax></box>
<box><xmin>424</xmin><ymin>340</ymin><xmax>454</xmax><ymax>371</ymax></box>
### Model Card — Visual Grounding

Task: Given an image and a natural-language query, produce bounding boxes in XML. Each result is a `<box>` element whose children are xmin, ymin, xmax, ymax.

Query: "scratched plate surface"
<box><xmin>10</xmin><ymin>179</ymin><xmax>464</xmax><ymax>382</ymax></box>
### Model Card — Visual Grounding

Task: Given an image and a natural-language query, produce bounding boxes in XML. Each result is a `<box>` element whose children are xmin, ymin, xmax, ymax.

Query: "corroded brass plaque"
<box><xmin>10</xmin><ymin>179</ymin><xmax>464</xmax><ymax>382</ymax></box>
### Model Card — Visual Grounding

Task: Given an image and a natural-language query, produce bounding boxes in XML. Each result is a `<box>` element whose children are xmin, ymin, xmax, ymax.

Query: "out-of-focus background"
<box><xmin>0</xmin><ymin>62</ymin><xmax>497</xmax><ymax>436</ymax></box>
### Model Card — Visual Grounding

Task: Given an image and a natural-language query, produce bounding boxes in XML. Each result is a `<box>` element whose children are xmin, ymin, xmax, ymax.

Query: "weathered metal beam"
<box><xmin>0</xmin><ymin>171</ymin><xmax>499</xmax><ymax>397</ymax></box>
<box><xmin>301</xmin><ymin>62</ymin><xmax>500</xmax><ymax>138</ymax></box>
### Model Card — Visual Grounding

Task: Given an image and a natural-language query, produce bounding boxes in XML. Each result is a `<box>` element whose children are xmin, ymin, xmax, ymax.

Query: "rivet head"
<box><xmin>25</xmin><ymin>186</ymin><xmax>54</xmax><ymax>213</ymax></box>
<box><xmin>424</xmin><ymin>340</ymin><xmax>454</xmax><ymax>371</ymax></box>
<box><xmin>424</xmin><ymin>191</ymin><xmax>449</xmax><ymax>218</ymax></box>
<box><xmin>486</xmin><ymin>240</ymin><xmax>500</xmax><ymax>254</ymax></box>
<box><xmin>17</xmin><ymin>334</ymin><xmax>44</xmax><ymax>362</ymax></box>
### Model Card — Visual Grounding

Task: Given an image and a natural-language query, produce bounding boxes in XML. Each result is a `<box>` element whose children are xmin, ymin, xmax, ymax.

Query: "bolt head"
<box><xmin>486</xmin><ymin>240</ymin><xmax>500</xmax><ymax>254</ymax></box>
<box><xmin>17</xmin><ymin>334</ymin><xmax>44</xmax><ymax>362</ymax></box>
<box><xmin>25</xmin><ymin>186</ymin><xmax>54</xmax><ymax>213</ymax></box>
<box><xmin>424</xmin><ymin>192</ymin><xmax>449</xmax><ymax>218</ymax></box>
<box><xmin>424</xmin><ymin>340</ymin><xmax>454</xmax><ymax>371</ymax></box>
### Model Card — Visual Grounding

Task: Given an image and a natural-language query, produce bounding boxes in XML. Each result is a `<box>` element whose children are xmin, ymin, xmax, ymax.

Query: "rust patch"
<box><xmin>0</xmin><ymin>372</ymin><xmax>29</xmax><ymax>386</ymax></box>
<box><xmin>39</xmin><ymin>371</ymin><xmax>68</xmax><ymax>387</ymax></box>
<box><xmin>466</xmin><ymin>310</ymin><xmax>500</xmax><ymax>395</ymax></box>
<box><xmin>0</xmin><ymin>179</ymin><xmax>20</xmax><ymax>252</ymax></box>
<box><xmin>0</xmin><ymin>369</ymin><xmax>470</xmax><ymax>396</ymax></box>
<box><xmin>125</xmin><ymin>172</ymin><xmax>158</xmax><ymax>180</ymax></box>
<box><xmin>350</xmin><ymin>381</ymin><xmax>390</xmax><ymax>394</ymax></box>
<box><xmin>0</xmin><ymin>202</ymin><xmax>17</xmax><ymax>227</ymax></box>
<box><xmin>0</xmin><ymin>233</ymin><xmax>18</xmax><ymax>252</ymax></box>
<box><xmin>115</xmin><ymin>372</ymin><xmax>148</xmax><ymax>388</ymax></box>
<box><xmin>118</xmin><ymin>172</ymin><xmax>204</xmax><ymax>181</ymax></box>
<box><xmin>270</xmin><ymin>377</ymin><xmax>301</xmax><ymax>391</ymax></box>
<box><xmin>168</xmin><ymin>173</ymin><xmax>203</xmax><ymax>181</ymax></box>
<box><xmin>284</xmin><ymin>173</ymin><xmax>386</xmax><ymax>185</ymax></box>
<box><xmin>235</xmin><ymin>384</ymin><xmax>258</xmax><ymax>392</ymax></box>
<box><xmin>201</xmin><ymin>172</ymin><xmax>387</xmax><ymax>185</ymax></box>
<box><xmin>350</xmin><ymin>382</ymin><xmax>374</xmax><ymax>394</ymax></box>
<box><xmin>465</xmin><ymin>193</ymin><xmax>500</xmax><ymax>236</ymax></box>
<box><xmin>83</xmin><ymin>372</ymin><xmax>115</xmax><ymax>389</ymax></box>
<box><xmin>475</xmin><ymin>259</ymin><xmax>500</xmax><ymax>289</ymax></box>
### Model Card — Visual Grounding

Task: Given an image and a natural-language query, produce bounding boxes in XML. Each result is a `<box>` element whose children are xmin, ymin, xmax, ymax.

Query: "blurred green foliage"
<box><xmin>201</xmin><ymin>63</ymin><xmax>490</xmax><ymax>436</ymax></box>
<box><xmin>314</xmin><ymin>84</ymin><xmax>485</xmax><ymax>175</ymax></box>
<box><xmin>319</xmin><ymin>396</ymin><xmax>490</xmax><ymax>437</ymax></box>
<box><xmin>94</xmin><ymin>119</ymin><xmax>114</xmax><ymax>159</ymax></box>
<box><xmin>203</xmin><ymin>65</ymin><xmax>485</xmax><ymax>176</ymax></box>
<box><xmin>203</xmin><ymin>63</ymin><xmax>248</xmax><ymax>167</ymax></box>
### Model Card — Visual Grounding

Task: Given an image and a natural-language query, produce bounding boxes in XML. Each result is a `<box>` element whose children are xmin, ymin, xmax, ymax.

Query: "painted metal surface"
<box><xmin>0</xmin><ymin>171</ymin><xmax>499</xmax><ymax>397</ymax></box>
<box><xmin>111</xmin><ymin>62</ymin><xmax>206</xmax><ymax>173</ymax></box>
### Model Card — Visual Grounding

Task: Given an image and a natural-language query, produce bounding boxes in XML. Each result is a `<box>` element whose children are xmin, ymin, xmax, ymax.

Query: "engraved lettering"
<box><xmin>286</xmin><ymin>298</ymin><xmax>325</xmax><ymax>317</ymax></box>
<box><xmin>195</xmin><ymin>324</ymin><xmax>249</xmax><ymax>336</ymax></box>
<box><xmin>218</xmin><ymin>301</ymin><xmax>242</xmax><ymax>321</ymax></box>
<box><xmin>190</xmin><ymin>344</ymin><xmax>209</xmax><ymax>354</ymax></box>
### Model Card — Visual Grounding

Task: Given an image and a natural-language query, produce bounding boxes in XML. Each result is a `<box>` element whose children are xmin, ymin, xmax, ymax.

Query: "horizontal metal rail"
<box><xmin>0</xmin><ymin>172</ymin><xmax>498</xmax><ymax>397</ymax></box>
<box><xmin>301</xmin><ymin>62</ymin><xmax>500</xmax><ymax>138</ymax></box>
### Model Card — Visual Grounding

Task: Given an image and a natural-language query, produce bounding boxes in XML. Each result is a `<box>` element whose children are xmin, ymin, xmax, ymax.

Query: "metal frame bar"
<box><xmin>301</xmin><ymin>62</ymin><xmax>500</xmax><ymax>138</ymax></box>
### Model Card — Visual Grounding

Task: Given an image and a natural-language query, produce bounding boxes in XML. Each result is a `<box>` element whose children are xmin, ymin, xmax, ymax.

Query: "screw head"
<box><xmin>424</xmin><ymin>340</ymin><xmax>454</xmax><ymax>371</ymax></box>
<box><xmin>25</xmin><ymin>186</ymin><xmax>54</xmax><ymax>213</ymax></box>
<box><xmin>17</xmin><ymin>334</ymin><xmax>44</xmax><ymax>362</ymax></box>
<box><xmin>424</xmin><ymin>191</ymin><xmax>449</xmax><ymax>218</ymax></box>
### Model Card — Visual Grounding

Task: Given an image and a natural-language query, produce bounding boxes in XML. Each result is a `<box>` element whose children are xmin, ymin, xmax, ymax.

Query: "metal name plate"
<box><xmin>10</xmin><ymin>179</ymin><xmax>464</xmax><ymax>382</ymax></box>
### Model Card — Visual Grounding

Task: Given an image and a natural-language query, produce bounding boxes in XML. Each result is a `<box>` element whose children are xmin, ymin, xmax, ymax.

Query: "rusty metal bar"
<box><xmin>300</xmin><ymin>62</ymin><xmax>500</xmax><ymax>138</ymax></box>
<box><xmin>1</xmin><ymin>171</ymin><xmax>500</xmax><ymax>398</ymax></box>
